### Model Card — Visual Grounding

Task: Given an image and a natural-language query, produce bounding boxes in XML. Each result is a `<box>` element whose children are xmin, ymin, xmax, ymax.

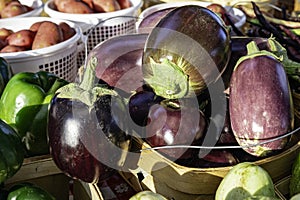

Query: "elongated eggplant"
<box><xmin>142</xmin><ymin>5</ymin><xmax>231</xmax><ymax>99</ymax></box>
<box><xmin>48</xmin><ymin>57</ymin><xmax>131</xmax><ymax>183</ymax></box>
<box><xmin>87</xmin><ymin>34</ymin><xmax>148</xmax><ymax>94</ymax></box>
<box><xmin>229</xmin><ymin>41</ymin><xmax>294</xmax><ymax>157</ymax></box>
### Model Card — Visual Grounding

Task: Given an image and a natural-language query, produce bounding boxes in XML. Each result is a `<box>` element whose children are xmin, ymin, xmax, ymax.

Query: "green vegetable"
<box><xmin>0</xmin><ymin>119</ymin><xmax>24</xmax><ymax>185</ymax></box>
<box><xmin>7</xmin><ymin>182</ymin><xmax>55</xmax><ymax>200</ymax></box>
<box><xmin>129</xmin><ymin>191</ymin><xmax>168</xmax><ymax>200</ymax></box>
<box><xmin>215</xmin><ymin>162</ymin><xmax>276</xmax><ymax>200</ymax></box>
<box><xmin>0</xmin><ymin>71</ymin><xmax>68</xmax><ymax>156</ymax></box>
<box><xmin>290</xmin><ymin>152</ymin><xmax>300</xmax><ymax>196</ymax></box>
<box><xmin>0</xmin><ymin>57</ymin><xmax>12</xmax><ymax>96</ymax></box>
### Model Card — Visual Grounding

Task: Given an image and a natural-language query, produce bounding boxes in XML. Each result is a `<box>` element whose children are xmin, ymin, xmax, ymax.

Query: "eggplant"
<box><xmin>48</xmin><ymin>57</ymin><xmax>132</xmax><ymax>183</ymax></box>
<box><xmin>229</xmin><ymin>41</ymin><xmax>294</xmax><ymax>157</ymax></box>
<box><xmin>145</xmin><ymin>99</ymin><xmax>207</xmax><ymax>160</ymax></box>
<box><xmin>87</xmin><ymin>34</ymin><xmax>147</xmax><ymax>94</ymax></box>
<box><xmin>128</xmin><ymin>88</ymin><xmax>163</xmax><ymax>127</ymax></box>
<box><xmin>137</xmin><ymin>7</ymin><xmax>175</xmax><ymax>34</ymax></box>
<box><xmin>142</xmin><ymin>5</ymin><xmax>231</xmax><ymax>99</ymax></box>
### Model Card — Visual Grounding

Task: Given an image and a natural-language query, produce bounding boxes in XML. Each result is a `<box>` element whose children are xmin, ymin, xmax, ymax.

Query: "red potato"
<box><xmin>0</xmin><ymin>0</ymin><xmax>13</xmax><ymax>12</ymax></box>
<box><xmin>116</xmin><ymin>0</ymin><xmax>131</xmax><ymax>9</ymax></box>
<box><xmin>6</xmin><ymin>29</ymin><xmax>35</xmax><ymax>48</ymax></box>
<box><xmin>1</xmin><ymin>1</ymin><xmax>29</xmax><ymax>18</ymax></box>
<box><xmin>1</xmin><ymin>44</ymin><xmax>27</xmax><ymax>52</ymax></box>
<box><xmin>81</xmin><ymin>0</ymin><xmax>93</xmax><ymax>9</ymax></box>
<box><xmin>56</xmin><ymin>0</ymin><xmax>93</xmax><ymax>14</ymax></box>
<box><xmin>0</xmin><ymin>38</ymin><xmax>6</xmax><ymax>49</ymax></box>
<box><xmin>59</xmin><ymin>22</ymin><xmax>76</xmax><ymax>40</ymax></box>
<box><xmin>0</xmin><ymin>28</ymin><xmax>13</xmax><ymax>40</ymax></box>
<box><xmin>29</xmin><ymin>21</ymin><xmax>43</xmax><ymax>32</ymax></box>
<box><xmin>32</xmin><ymin>21</ymin><xmax>64</xmax><ymax>50</ymax></box>
<box><xmin>92</xmin><ymin>0</ymin><xmax>120</xmax><ymax>12</ymax></box>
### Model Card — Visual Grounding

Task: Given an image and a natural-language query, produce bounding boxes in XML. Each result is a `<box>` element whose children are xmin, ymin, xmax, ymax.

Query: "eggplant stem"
<box><xmin>79</xmin><ymin>56</ymin><xmax>98</xmax><ymax>91</ymax></box>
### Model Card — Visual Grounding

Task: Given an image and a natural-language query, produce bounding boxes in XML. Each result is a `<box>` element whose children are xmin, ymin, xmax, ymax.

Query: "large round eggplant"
<box><xmin>142</xmin><ymin>5</ymin><xmax>231</xmax><ymax>99</ymax></box>
<box><xmin>87</xmin><ymin>34</ymin><xmax>148</xmax><ymax>94</ymax></box>
<box><xmin>229</xmin><ymin>41</ymin><xmax>294</xmax><ymax>157</ymax></box>
<box><xmin>145</xmin><ymin>99</ymin><xmax>207</xmax><ymax>160</ymax></box>
<box><xmin>48</xmin><ymin>57</ymin><xmax>131</xmax><ymax>183</ymax></box>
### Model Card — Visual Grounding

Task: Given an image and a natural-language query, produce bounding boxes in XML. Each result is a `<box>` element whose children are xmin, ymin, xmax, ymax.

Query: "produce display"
<box><xmin>2</xmin><ymin>0</ymin><xmax>300</xmax><ymax>200</ymax></box>
<box><xmin>0</xmin><ymin>20</ymin><xmax>76</xmax><ymax>52</ymax></box>
<box><xmin>0</xmin><ymin>0</ymin><xmax>33</xmax><ymax>18</ymax></box>
<box><xmin>52</xmin><ymin>0</ymin><xmax>132</xmax><ymax>13</ymax></box>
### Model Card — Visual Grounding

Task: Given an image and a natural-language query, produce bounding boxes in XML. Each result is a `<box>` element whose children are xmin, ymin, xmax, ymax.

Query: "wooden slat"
<box><xmin>6</xmin><ymin>154</ymin><xmax>62</xmax><ymax>184</ymax></box>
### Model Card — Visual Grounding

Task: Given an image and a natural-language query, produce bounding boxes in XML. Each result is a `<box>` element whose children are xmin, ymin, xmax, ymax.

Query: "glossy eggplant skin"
<box><xmin>143</xmin><ymin>5</ymin><xmax>231</xmax><ymax>99</ymax></box>
<box><xmin>145</xmin><ymin>101</ymin><xmax>207</xmax><ymax>160</ymax></box>
<box><xmin>88</xmin><ymin>34</ymin><xmax>148</xmax><ymax>94</ymax></box>
<box><xmin>48</xmin><ymin>93</ymin><xmax>130</xmax><ymax>183</ymax></box>
<box><xmin>229</xmin><ymin>55</ymin><xmax>293</xmax><ymax>157</ymax></box>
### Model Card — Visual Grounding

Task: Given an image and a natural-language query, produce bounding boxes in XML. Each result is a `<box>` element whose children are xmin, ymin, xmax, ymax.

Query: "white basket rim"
<box><xmin>0</xmin><ymin>17</ymin><xmax>82</xmax><ymax>60</ymax></box>
<box><xmin>44</xmin><ymin>0</ymin><xmax>143</xmax><ymax>21</ymax></box>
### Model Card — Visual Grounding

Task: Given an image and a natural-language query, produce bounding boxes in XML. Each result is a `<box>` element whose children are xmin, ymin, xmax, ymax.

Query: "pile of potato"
<box><xmin>53</xmin><ymin>0</ymin><xmax>132</xmax><ymax>14</ymax></box>
<box><xmin>0</xmin><ymin>20</ymin><xmax>76</xmax><ymax>53</ymax></box>
<box><xmin>0</xmin><ymin>0</ymin><xmax>33</xmax><ymax>18</ymax></box>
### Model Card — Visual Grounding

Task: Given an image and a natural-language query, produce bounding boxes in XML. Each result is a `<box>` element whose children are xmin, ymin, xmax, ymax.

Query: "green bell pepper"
<box><xmin>0</xmin><ymin>57</ymin><xmax>13</xmax><ymax>96</ymax></box>
<box><xmin>0</xmin><ymin>71</ymin><xmax>68</xmax><ymax>156</ymax></box>
<box><xmin>0</xmin><ymin>119</ymin><xmax>24</xmax><ymax>185</ymax></box>
<box><xmin>7</xmin><ymin>182</ymin><xmax>55</xmax><ymax>200</ymax></box>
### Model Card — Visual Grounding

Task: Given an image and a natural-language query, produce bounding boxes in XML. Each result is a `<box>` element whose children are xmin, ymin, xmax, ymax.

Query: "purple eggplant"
<box><xmin>128</xmin><ymin>88</ymin><xmax>163</xmax><ymax>127</ymax></box>
<box><xmin>142</xmin><ymin>5</ymin><xmax>231</xmax><ymax>99</ymax></box>
<box><xmin>48</xmin><ymin>57</ymin><xmax>131</xmax><ymax>183</ymax></box>
<box><xmin>137</xmin><ymin>7</ymin><xmax>175</xmax><ymax>34</ymax></box>
<box><xmin>145</xmin><ymin>99</ymin><xmax>207</xmax><ymax>160</ymax></box>
<box><xmin>229</xmin><ymin>41</ymin><xmax>294</xmax><ymax>157</ymax></box>
<box><xmin>87</xmin><ymin>34</ymin><xmax>147</xmax><ymax>94</ymax></box>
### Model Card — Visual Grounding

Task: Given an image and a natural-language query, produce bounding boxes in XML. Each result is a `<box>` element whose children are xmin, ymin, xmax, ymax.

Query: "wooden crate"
<box><xmin>3</xmin><ymin>154</ymin><xmax>108</xmax><ymax>200</ymax></box>
<box><xmin>4</xmin><ymin>155</ymin><xmax>71</xmax><ymax>200</ymax></box>
<box><xmin>120</xmin><ymin>136</ymin><xmax>300</xmax><ymax>200</ymax></box>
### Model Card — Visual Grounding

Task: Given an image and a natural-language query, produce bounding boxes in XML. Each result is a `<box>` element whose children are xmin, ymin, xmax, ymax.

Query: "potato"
<box><xmin>116</xmin><ymin>0</ymin><xmax>131</xmax><ymax>9</ymax></box>
<box><xmin>59</xmin><ymin>22</ymin><xmax>76</xmax><ymax>41</ymax></box>
<box><xmin>56</xmin><ymin>0</ymin><xmax>93</xmax><ymax>14</ymax></box>
<box><xmin>1</xmin><ymin>1</ymin><xmax>29</xmax><ymax>18</ymax></box>
<box><xmin>6</xmin><ymin>29</ymin><xmax>35</xmax><ymax>48</ymax></box>
<box><xmin>29</xmin><ymin>21</ymin><xmax>43</xmax><ymax>32</ymax></box>
<box><xmin>0</xmin><ymin>38</ymin><xmax>6</xmax><ymax>49</ymax></box>
<box><xmin>92</xmin><ymin>0</ymin><xmax>120</xmax><ymax>12</ymax></box>
<box><xmin>0</xmin><ymin>0</ymin><xmax>12</xmax><ymax>12</ymax></box>
<box><xmin>32</xmin><ymin>21</ymin><xmax>64</xmax><ymax>50</ymax></box>
<box><xmin>1</xmin><ymin>44</ymin><xmax>27</xmax><ymax>53</ymax></box>
<box><xmin>0</xmin><ymin>28</ymin><xmax>13</xmax><ymax>40</ymax></box>
<box><xmin>82</xmin><ymin>0</ymin><xmax>93</xmax><ymax>9</ymax></box>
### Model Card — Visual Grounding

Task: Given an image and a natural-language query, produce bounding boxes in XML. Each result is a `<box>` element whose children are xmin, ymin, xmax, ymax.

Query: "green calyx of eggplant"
<box><xmin>234</xmin><ymin>40</ymin><xmax>283</xmax><ymax>71</ymax></box>
<box><xmin>143</xmin><ymin>57</ymin><xmax>190</xmax><ymax>100</ymax></box>
<box><xmin>265</xmin><ymin>37</ymin><xmax>300</xmax><ymax>76</ymax></box>
<box><xmin>56</xmin><ymin>57</ymin><xmax>118</xmax><ymax>107</ymax></box>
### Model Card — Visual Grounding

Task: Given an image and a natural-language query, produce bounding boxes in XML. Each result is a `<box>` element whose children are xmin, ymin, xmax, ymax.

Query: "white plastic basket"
<box><xmin>0</xmin><ymin>0</ymin><xmax>44</xmax><ymax>19</ymax></box>
<box><xmin>0</xmin><ymin>17</ymin><xmax>82</xmax><ymax>82</ymax></box>
<box><xmin>136</xmin><ymin>1</ymin><xmax>246</xmax><ymax>33</ymax></box>
<box><xmin>44</xmin><ymin>0</ymin><xmax>143</xmax><ymax>67</ymax></box>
